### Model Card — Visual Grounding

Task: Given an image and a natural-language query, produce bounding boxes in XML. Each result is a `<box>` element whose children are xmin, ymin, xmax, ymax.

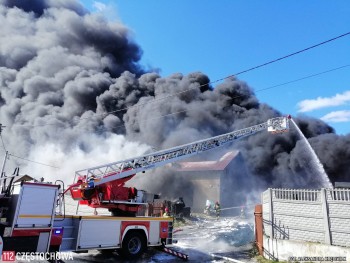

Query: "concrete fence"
<box><xmin>262</xmin><ymin>188</ymin><xmax>350</xmax><ymax>247</ymax></box>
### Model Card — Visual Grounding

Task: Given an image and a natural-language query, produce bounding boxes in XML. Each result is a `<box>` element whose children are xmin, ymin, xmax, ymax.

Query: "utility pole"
<box><xmin>0</xmin><ymin>151</ymin><xmax>9</xmax><ymax>179</ymax></box>
<box><xmin>0</xmin><ymin>123</ymin><xmax>8</xmax><ymax>191</ymax></box>
<box><xmin>0</xmin><ymin>151</ymin><xmax>9</xmax><ymax>192</ymax></box>
<box><xmin>0</xmin><ymin>123</ymin><xmax>4</xmax><ymax>134</ymax></box>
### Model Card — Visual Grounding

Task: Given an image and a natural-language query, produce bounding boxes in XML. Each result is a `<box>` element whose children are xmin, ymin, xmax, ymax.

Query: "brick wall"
<box><xmin>262</xmin><ymin>188</ymin><xmax>350</xmax><ymax>247</ymax></box>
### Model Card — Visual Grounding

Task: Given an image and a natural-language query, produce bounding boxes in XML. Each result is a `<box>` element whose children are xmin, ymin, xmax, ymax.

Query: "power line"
<box><xmin>0</xmin><ymin>126</ymin><xmax>59</xmax><ymax>168</ymax></box>
<box><xmin>0</xmin><ymin>141</ymin><xmax>59</xmax><ymax>169</ymax></box>
<box><xmin>11</xmin><ymin>63</ymin><xmax>350</xmax><ymax>133</ymax></box>
<box><xmin>8</xmin><ymin>153</ymin><xmax>59</xmax><ymax>169</ymax></box>
<box><xmin>248</xmin><ymin>64</ymin><xmax>350</xmax><ymax>94</ymax></box>
<box><xmin>74</xmin><ymin>64</ymin><xmax>350</xmax><ymax>132</ymax></box>
<box><xmin>215</xmin><ymin>31</ymin><xmax>350</xmax><ymax>81</ymax></box>
<box><xmin>0</xmin><ymin>35</ymin><xmax>348</xmax><ymax>169</ymax></box>
<box><xmin>15</xmin><ymin>31</ymin><xmax>350</xmax><ymax>129</ymax></box>
<box><xmin>102</xmin><ymin>31</ymin><xmax>350</xmax><ymax>117</ymax></box>
<box><xmin>33</xmin><ymin>63</ymin><xmax>343</xmax><ymax>135</ymax></box>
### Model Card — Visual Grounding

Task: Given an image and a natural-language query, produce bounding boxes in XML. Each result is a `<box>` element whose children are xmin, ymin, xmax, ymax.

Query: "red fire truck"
<box><xmin>0</xmin><ymin>116</ymin><xmax>290</xmax><ymax>261</ymax></box>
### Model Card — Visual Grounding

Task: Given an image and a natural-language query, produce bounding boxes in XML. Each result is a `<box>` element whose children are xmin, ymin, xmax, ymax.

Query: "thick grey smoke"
<box><xmin>0</xmin><ymin>0</ymin><xmax>349</xmax><ymax>203</ymax></box>
<box><xmin>0</xmin><ymin>0</ymin><xmax>148</xmax><ymax>181</ymax></box>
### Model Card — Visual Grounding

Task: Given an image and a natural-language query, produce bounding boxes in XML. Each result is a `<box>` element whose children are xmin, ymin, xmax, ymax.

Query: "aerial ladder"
<box><xmin>69</xmin><ymin>115</ymin><xmax>290</xmax><ymax>216</ymax></box>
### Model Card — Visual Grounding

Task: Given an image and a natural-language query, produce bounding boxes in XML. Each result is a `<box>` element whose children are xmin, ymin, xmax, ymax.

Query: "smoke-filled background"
<box><xmin>0</xmin><ymin>0</ymin><xmax>349</xmax><ymax>204</ymax></box>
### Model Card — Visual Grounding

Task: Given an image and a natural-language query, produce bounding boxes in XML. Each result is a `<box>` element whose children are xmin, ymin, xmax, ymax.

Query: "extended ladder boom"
<box><xmin>75</xmin><ymin>116</ymin><xmax>290</xmax><ymax>186</ymax></box>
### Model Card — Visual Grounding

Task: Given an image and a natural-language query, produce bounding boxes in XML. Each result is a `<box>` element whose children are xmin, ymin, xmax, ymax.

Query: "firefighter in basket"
<box><xmin>163</xmin><ymin>207</ymin><xmax>170</xmax><ymax>217</ymax></box>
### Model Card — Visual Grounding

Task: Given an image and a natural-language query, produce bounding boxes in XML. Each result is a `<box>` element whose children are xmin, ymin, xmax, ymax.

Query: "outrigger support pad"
<box><xmin>157</xmin><ymin>246</ymin><xmax>189</xmax><ymax>261</ymax></box>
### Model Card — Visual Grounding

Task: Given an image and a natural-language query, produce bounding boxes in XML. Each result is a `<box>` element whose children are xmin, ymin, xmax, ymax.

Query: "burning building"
<box><xmin>176</xmin><ymin>151</ymin><xmax>253</xmax><ymax>216</ymax></box>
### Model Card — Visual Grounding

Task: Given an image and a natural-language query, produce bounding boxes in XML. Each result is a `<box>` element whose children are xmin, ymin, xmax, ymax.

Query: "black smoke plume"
<box><xmin>0</xmin><ymin>1</ymin><xmax>349</xmax><ymax>203</ymax></box>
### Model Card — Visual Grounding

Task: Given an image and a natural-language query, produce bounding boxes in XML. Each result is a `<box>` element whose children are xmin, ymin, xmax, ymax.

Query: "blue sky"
<box><xmin>81</xmin><ymin>0</ymin><xmax>350</xmax><ymax>135</ymax></box>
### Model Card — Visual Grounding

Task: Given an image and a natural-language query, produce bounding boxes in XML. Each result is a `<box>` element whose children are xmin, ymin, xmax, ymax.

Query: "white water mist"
<box><xmin>291</xmin><ymin>119</ymin><xmax>333</xmax><ymax>188</ymax></box>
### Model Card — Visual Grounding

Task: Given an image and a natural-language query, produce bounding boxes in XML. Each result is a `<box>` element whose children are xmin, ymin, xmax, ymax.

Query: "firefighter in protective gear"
<box><xmin>87</xmin><ymin>175</ymin><xmax>96</xmax><ymax>188</ymax></box>
<box><xmin>163</xmin><ymin>207</ymin><xmax>170</xmax><ymax>217</ymax></box>
<box><xmin>204</xmin><ymin>200</ymin><xmax>212</xmax><ymax>215</ymax></box>
<box><xmin>214</xmin><ymin>201</ymin><xmax>221</xmax><ymax>219</ymax></box>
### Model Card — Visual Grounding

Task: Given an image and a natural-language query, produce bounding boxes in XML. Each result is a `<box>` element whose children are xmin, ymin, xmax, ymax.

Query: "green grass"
<box><xmin>249</xmin><ymin>243</ymin><xmax>288</xmax><ymax>263</ymax></box>
<box><xmin>255</xmin><ymin>255</ymin><xmax>289</xmax><ymax>263</ymax></box>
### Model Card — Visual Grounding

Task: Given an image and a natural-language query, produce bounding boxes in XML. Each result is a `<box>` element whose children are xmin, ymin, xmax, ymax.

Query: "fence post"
<box><xmin>321</xmin><ymin>188</ymin><xmax>331</xmax><ymax>245</ymax></box>
<box><xmin>254</xmin><ymin>204</ymin><xmax>263</xmax><ymax>255</ymax></box>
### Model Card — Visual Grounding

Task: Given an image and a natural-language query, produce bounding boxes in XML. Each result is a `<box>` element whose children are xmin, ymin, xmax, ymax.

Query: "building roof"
<box><xmin>14</xmin><ymin>174</ymin><xmax>34</xmax><ymax>183</ymax></box>
<box><xmin>176</xmin><ymin>150</ymin><xmax>240</xmax><ymax>171</ymax></box>
<box><xmin>335</xmin><ymin>182</ymin><xmax>350</xmax><ymax>188</ymax></box>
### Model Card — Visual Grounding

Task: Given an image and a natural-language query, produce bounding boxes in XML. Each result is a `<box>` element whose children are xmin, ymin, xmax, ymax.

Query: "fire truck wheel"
<box><xmin>49</xmin><ymin>245</ymin><xmax>60</xmax><ymax>253</ymax></box>
<box><xmin>120</xmin><ymin>231</ymin><xmax>146</xmax><ymax>259</ymax></box>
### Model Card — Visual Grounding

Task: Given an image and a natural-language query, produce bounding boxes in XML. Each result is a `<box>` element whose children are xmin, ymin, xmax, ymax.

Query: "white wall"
<box><xmin>263</xmin><ymin>236</ymin><xmax>350</xmax><ymax>262</ymax></box>
<box><xmin>262</xmin><ymin>188</ymin><xmax>350</xmax><ymax>250</ymax></box>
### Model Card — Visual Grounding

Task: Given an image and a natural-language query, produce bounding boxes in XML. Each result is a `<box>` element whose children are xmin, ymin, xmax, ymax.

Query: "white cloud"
<box><xmin>93</xmin><ymin>1</ymin><xmax>107</xmax><ymax>12</ymax></box>
<box><xmin>297</xmin><ymin>90</ymin><xmax>350</xmax><ymax>112</ymax></box>
<box><xmin>321</xmin><ymin>110</ymin><xmax>350</xmax><ymax>123</ymax></box>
